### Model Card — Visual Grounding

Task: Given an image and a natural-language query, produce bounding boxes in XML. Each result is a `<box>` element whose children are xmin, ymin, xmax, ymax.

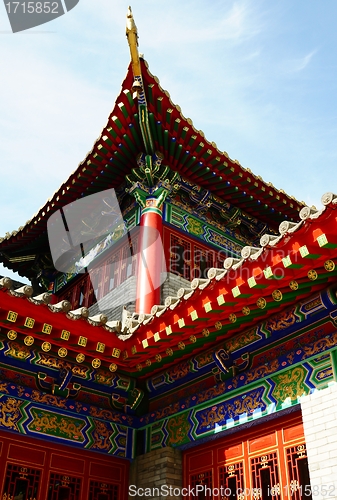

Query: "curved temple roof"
<box><xmin>0</xmin><ymin>8</ymin><xmax>304</xmax><ymax>278</ymax></box>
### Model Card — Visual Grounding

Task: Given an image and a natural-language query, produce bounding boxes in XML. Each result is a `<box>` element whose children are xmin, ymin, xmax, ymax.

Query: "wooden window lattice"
<box><xmin>130</xmin><ymin>235</ymin><xmax>138</xmax><ymax>276</ymax></box>
<box><xmin>77</xmin><ymin>284</ymin><xmax>85</xmax><ymax>307</ymax></box>
<box><xmin>215</xmin><ymin>250</ymin><xmax>226</xmax><ymax>270</ymax></box>
<box><xmin>190</xmin><ymin>470</ymin><xmax>213</xmax><ymax>499</ymax></box>
<box><xmin>59</xmin><ymin>232</ymin><xmax>139</xmax><ymax>306</ymax></box>
<box><xmin>250</xmin><ymin>452</ymin><xmax>281</xmax><ymax>500</ymax></box>
<box><xmin>2</xmin><ymin>463</ymin><xmax>41</xmax><ymax>500</ymax></box>
<box><xmin>219</xmin><ymin>462</ymin><xmax>245</xmax><ymax>500</ymax></box>
<box><xmin>169</xmin><ymin>230</ymin><xmax>228</xmax><ymax>281</ymax></box>
<box><xmin>170</xmin><ymin>234</ymin><xmax>191</xmax><ymax>280</ymax></box>
<box><xmin>106</xmin><ymin>233</ymin><xmax>138</xmax><ymax>291</ymax></box>
<box><xmin>120</xmin><ymin>245</ymin><xmax>130</xmax><ymax>283</ymax></box>
<box><xmin>193</xmin><ymin>246</ymin><xmax>214</xmax><ymax>279</ymax></box>
<box><xmin>47</xmin><ymin>473</ymin><xmax>81</xmax><ymax>500</ymax></box>
<box><xmin>88</xmin><ymin>480</ymin><xmax>119</xmax><ymax>500</ymax></box>
<box><xmin>184</xmin><ymin>419</ymin><xmax>313</xmax><ymax>500</ymax></box>
<box><xmin>286</xmin><ymin>444</ymin><xmax>312</xmax><ymax>500</ymax></box>
<box><xmin>106</xmin><ymin>255</ymin><xmax>118</xmax><ymax>293</ymax></box>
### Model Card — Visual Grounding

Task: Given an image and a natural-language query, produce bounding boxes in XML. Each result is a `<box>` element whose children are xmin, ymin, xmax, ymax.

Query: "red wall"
<box><xmin>0</xmin><ymin>430</ymin><xmax>129</xmax><ymax>500</ymax></box>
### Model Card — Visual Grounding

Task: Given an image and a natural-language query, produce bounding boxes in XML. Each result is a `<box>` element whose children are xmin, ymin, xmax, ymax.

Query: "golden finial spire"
<box><xmin>126</xmin><ymin>6</ymin><xmax>141</xmax><ymax>78</ymax></box>
<box><xmin>125</xmin><ymin>7</ymin><xmax>154</xmax><ymax>154</ymax></box>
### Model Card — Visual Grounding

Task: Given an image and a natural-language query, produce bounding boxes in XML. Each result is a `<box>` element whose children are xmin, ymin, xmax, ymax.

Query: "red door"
<box><xmin>184</xmin><ymin>413</ymin><xmax>312</xmax><ymax>500</ymax></box>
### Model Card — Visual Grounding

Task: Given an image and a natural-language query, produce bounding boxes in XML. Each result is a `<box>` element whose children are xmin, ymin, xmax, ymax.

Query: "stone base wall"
<box><xmin>301</xmin><ymin>383</ymin><xmax>337</xmax><ymax>499</ymax></box>
<box><xmin>129</xmin><ymin>447</ymin><xmax>182</xmax><ymax>500</ymax></box>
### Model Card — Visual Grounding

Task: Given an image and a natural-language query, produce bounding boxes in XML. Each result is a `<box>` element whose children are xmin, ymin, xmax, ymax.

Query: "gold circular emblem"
<box><xmin>308</xmin><ymin>269</ymin><xmax>318</xmax><ymax>281</ymax></box>
<box><xmin>215</xmin><ymin>321</ymin><xmax>222</xmax><ymax>330</ymax></box>
<box><xmin>324</xmin><ymin>260</ymin><xmax>335</xmax><ymax>272</ymax></box>
<box><xmin>272</xmin><ymin>290</ymin><xmax>283</xmax><ymax>301</ymax></box>
<box><xmin>155</xmin><ymin>354</ymin><xmax>162</xmax><ymax>362</ymax></box>
<box><xmin>256</xmin><ymin>297</ymin><xmax>266</xmax><ymax>309</ymax></box>
<box><xmin>229</xmin><ymin>313</ymin><xmax>237</xmax><ymax>323</ymax></box>
<box><xmin>76</xmin><ymin>353</ymin><xmax>85</xmax><ymax>363</ymax></box>
<box><xmin>136</xmin><ymin>364</ymin><xmax>143</xmax><ymax>371</ymax></box>
<box><xmin>109</xmin><ymin>363</ymin><xmax>117</xmax><ymax>372</ymax></box>
<box><xmin>58</xmin><ymin>347</ymin><xmax>67</xmax><ymax>358</ymax></box>
<box><xmin>178</xmin><ymin>341</ymin><xmax>185</xmax><ymax>350</ymax></box>
<box><xmin>166</xmin><ymin>348</ymin><xmax>173</xmax><ymax>356</ymax></box>
<box><xmin>41</xmin><ymin>342</ymin><xmax>51</xmax><ymax>352</ymax></box>
<box><xmin>7</xmin><ymin>330</ymin><xmax>17</xmax><ymax>340</ymax></box>
<box><xmin>242</xmin><ymin>306</ymin><xmax>250</xmax><ymax>316</ymax></box>
<box><xmin>289</xmin><ymin>280</ymin><xmax>299</xmax><ymax>291</ymax></box>
<box><xmin>92</xmin><ymin>358</ymin><xmax>101</xmax><ymax>369</ymax></box>
<box><xmin>145</xmin><ymin>359</ymin><xmax>151</xmax><ymax>366</ymax></box>
<box><xmin>24</xmin><ymin>336</ymin><xmax>34</xmax><ymax>346</ymax></box>
<box><xmin>202</xmin><ymin>328</ymin><xmax>210</xmax><ymax>337</ymax></box>
<box><xmin>189</xmin><ymin>335</ymin><xmax>197</xmax><ymax>343</ymax></box>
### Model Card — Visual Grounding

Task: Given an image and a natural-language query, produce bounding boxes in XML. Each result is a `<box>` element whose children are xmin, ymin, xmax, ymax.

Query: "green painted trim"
<box><xmin>164</xmin><ymin>203</ymin><xmax>245</xmax><ymax>252</ymax></box>
<box><xmin>330</xmin><ymin>348</ymin><xmax>337</xmax><ymax>380</ymax></box>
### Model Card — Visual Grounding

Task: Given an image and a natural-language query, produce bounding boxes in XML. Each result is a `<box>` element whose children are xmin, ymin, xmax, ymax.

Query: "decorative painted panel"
<box><xmin>145</xmin><ymin>350</ymin><xmax>334</xmax><ymax>451</ymax></box>
<box><xmin>146</xmin><ymin>289</ymin><xmax>337</xmax><ymax>398</ymax></box>
<box><xmin>0</xmin><ymin>393</ymin><xmax>134</xmax><ymax>459</ymax></box>
<box><xmin>165</xmin><ymin>204</ymin><xmax>244</xmax><ymax>257</ymax></box>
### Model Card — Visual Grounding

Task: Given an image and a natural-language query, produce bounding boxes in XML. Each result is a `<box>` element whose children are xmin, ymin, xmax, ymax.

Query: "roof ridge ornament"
<box><xmin>126</xmin><ymin>6</ymin><xmax>141</xmax><ymax>83</ymax></box>
<box><xmin>126</xmin><ymin>6</ymin><xmax>154</xmax><ymax>154</ymax></box>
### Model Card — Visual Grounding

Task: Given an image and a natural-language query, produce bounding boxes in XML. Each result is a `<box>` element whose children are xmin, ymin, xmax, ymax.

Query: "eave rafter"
<box><xmin>0</xmin><ymin>282</ymin><xmax>127</xmax><ymax>374</ymax></box>
<box><xmin>1</xmin><ymin>194</ymin><xmax>337</xmax><ymax>377</ymax></box>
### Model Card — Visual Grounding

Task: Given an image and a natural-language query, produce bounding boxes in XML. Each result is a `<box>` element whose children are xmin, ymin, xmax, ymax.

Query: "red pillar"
<box><xmin>135</xmin><ymin>201</ymin><xmax>164</xmax><ymax>314</ymax></box>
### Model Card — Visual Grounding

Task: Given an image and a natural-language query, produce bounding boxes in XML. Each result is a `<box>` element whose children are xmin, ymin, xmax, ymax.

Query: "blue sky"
<box><xmin>1</xmin><ymin>0</ymin><xmax>337</xmax><ymax>283</ymax></box>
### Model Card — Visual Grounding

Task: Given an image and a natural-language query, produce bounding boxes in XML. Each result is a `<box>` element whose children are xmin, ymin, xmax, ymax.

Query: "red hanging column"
<box><xmin>135</xmin><ymin>197</ymin><xmax>165</xmax><ymax>314</ymax></box>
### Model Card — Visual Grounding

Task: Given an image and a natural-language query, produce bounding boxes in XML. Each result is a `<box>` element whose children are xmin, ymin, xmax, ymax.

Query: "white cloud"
<box><xmin>280</xmin><ymin>49</ymin><xmax>318</xmax><ymax>74</ymax></box>
<box><xmin>138</xmin><ymin>0</ymin><xmax>263</xmax><ymax>47</ymax></box>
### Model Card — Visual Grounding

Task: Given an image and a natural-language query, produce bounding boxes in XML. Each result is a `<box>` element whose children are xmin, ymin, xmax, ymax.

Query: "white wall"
<box><xmin>301</xmin><ymin>383</ymin><xmax>337</xmax><ymax>500</ymax></box>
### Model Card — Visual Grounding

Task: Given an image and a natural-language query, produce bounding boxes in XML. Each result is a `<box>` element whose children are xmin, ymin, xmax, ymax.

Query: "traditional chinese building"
<box><xmin>0</xmin><ymin>8</ymin><xmax>337</xmax><ymax>500</ymax></box>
